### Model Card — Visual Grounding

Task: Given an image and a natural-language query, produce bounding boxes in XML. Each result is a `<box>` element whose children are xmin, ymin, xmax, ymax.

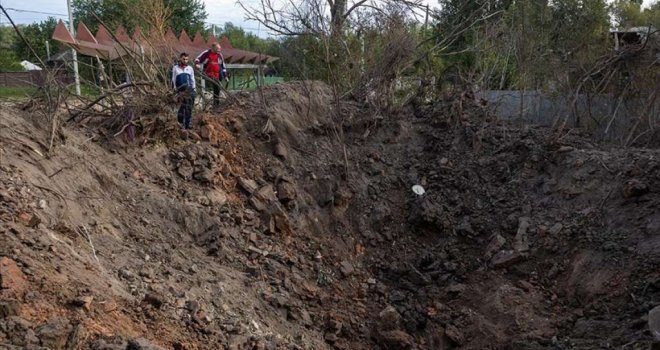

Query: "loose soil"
<box><xmin>0</xmin><ymin>81</ymin><xmax>659</xmax><ymax>350</ymax></box>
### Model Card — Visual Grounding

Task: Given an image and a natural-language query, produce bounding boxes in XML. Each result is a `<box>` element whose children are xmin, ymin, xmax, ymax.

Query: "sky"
<box><xmin>0</xmin><ymin>0</ymin><xmax>658</xmax><ymax>37</ymax></box>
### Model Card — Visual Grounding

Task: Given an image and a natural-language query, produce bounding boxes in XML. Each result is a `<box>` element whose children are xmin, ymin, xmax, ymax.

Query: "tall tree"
<box><xmin>73</xmin><ymin>0</ymin><xmax>207</xmax><ymax>35</ymax></box>
<box><xmin>11</xmin><ymin>17</ymin><xmax>59</xmax><ymax>62</ymax></box>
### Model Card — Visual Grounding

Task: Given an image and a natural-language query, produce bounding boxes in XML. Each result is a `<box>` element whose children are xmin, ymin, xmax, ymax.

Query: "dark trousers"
<box><xmin>211</xmin><ymin>79</ymin><xmax>220</xmax><ymax>106</ymax></box>
<box><xmin>177</xmin><ymin>89</ymin><xmax>195</xmax><ymax>128</ymax></box>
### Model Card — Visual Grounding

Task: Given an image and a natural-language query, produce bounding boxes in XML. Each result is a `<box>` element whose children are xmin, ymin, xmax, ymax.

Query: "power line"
<box><xmin>4</xmin><ymin>7</ymin><xmax>67</xmax><ymax>17</ymax></box>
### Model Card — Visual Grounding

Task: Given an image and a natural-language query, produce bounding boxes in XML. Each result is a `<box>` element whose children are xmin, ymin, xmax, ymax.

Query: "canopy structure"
<box><xmin>51</xmin><ymin>20</ymin><xmax>278</xmax><ymax>65</ymax></box>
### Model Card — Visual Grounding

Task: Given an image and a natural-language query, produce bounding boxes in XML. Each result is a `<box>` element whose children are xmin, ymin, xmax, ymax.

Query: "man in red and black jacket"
<box><xmin>195</xmin><ymin>43</ymin><xmax>228</xmax><ymax>108</ymax></box>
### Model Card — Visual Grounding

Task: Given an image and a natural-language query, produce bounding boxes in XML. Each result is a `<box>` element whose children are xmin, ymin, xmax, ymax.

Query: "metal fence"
<box><xmin>480</xmin><ymin>90</ymin><xmax>660</xmax><ymax>141</ymax></box>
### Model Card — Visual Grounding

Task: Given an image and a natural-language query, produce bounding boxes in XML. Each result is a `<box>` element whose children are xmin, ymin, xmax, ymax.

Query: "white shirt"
<box><xmin>171</xmin><ymin>64</ymin><xmax>196</xmax><ymax>90</ymax></box>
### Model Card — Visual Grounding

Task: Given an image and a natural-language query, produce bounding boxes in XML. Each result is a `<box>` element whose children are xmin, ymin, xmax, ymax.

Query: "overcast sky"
<box><xmin>1</xmin><ymin>0</ymin><xmax>658</xmax><ymax>37</ymax></box>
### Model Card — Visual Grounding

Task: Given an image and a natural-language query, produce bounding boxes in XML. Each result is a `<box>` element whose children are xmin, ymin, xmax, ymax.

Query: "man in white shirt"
<box><xmin>172</xmin><ymin>52</ymin><xmax>196</xmax><ymax>129</ymax></box>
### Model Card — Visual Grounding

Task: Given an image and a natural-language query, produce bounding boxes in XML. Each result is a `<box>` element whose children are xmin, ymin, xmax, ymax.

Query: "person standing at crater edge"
<box><xmin>172</xmin><ymin>52</ymin><xmax>196</xmax><ymax>129</ymax></box>
<box><xmin>195</xmin><ymin>43</ymin><xmax>228</xmax><ymax>109</ymax></box>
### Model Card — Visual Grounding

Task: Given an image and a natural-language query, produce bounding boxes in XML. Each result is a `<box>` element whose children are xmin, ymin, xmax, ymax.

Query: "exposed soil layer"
<box><xmin>0</xmin><ymin>81</ymin><xmax>659</xmax><ymax>350</ymax></box>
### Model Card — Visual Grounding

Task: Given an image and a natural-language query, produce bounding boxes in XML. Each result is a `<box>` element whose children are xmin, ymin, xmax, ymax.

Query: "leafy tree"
<box><xmin>11</xmin><ymin>17</ymin><xmax>59</xmax><ymax>62</ymax></box>
<box><xmin>611</xmin><ymin>0</ymin><xmax>660</xmax><ymax>28</ymax></box>
<box><xmin>73</xmin><ymin>0</ymin><xmax>207</xmax><ymax>35</ymax></box>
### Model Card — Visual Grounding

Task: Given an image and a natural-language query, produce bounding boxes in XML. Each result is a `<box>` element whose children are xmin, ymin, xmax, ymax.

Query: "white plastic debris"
<box><xmin>412</xmin><ymin>185</ymin><xmax>425</xmax><ymax>195</ymax></box>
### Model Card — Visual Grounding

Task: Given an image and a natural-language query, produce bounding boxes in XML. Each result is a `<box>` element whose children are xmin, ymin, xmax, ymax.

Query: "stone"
<box><xmin>238</xmin><ymin>178</ymin><xmax>259</xmax><ymax>194</ymax></box>
<box><xmin>36</xmin><ymin>318</ymin><xmax>72</xmax><ymax>350</ymax></box>
<box><xmin>485</xmin><ymin>234</ymin><xmax>506</xmax><ymax>258</ymax></box>
<box><xmin>72</xmin><ymin>295</ymin><xmax>93</xmax><ymax>311</ymax></box>
<box><xmin>445</xmin><ymin>325</ymin><xmax>464</xmax><ymax>344</ymax></box>
<box><xmin>491</xmin><ymin>250</ymin><xmax>523</xmax><ymax>268</ymax></box>
<box><xmin>623</xmin><ymin>179</ymin><xmax>649</xmax><ymax>198</ymax></box>
<box><xmin>0</xmin><ymin>257</ymin><xmax>28</xmax><ymax>297</ymax></box>
<box><xmin>378</xmin><ymin>330</ymin><xmax>414</xmax><ymax>350</ymax></box>
<box><xmin>127</xmin><ymin>337</ymin><xmax>167</xmax><ymax>350</ymax></box>
<box><xmin>277</xmin><ymin>181</ymin><xmax>297</xmax><ymax>203</ymax></box>
<box><xmin>378</xmin><ymin>306</ymin><xmax>402</xmax><ymax>331</ymax></box>
<box><xmin>649</xmin><ymin>305</ymin><xmax>660</xmax><ymax>341</ymax></box>
<box><xmin>255</xmin><ymin>185</ymin><xmax>277</xmax><ymax>202</ymax></box>
<box><xmin>339</xmin><ymin>261</ymin><xmax>354</xmax><ymax>277</ymax></box>
<box><xmin>548</xmin><ymin>223</ymin><xmax>563</xmax><ymax>235</ymax></box>
<box><xmin>143</xmin><ymin>293</ymin><xmax>165</xmax><ymax>309</ymax></box>
<box><xmin>274</xmin><ymin>142</ymin><xmax>288</xmax><ymax>159</ymax></box>
<box><xmin>514</xmin><ymin>217</ymin><xmax>530</xmax><ymax>252</ymax></box>
<box><xmin>455</xmin><ymin>217</ymin><xmax>474</xmax><ymax>235</ymax></box>
<box><xmin>207</xmin><ymin>190</ymin><xmax>228</xmax><ymax>206</ymax></box>
<box><xmin>0</xmin><ymin>299</ymin><xmax>21</xmax><ymax>317</ymax></box>
<box><xmin>324</xmin><ymin>332</ymin><xmax>339</xmax><ymax>343</ymax></box>
<box><xmin>193</xmin><ymin>168</ymin><xmax>214</xmax><ymax>184</ymax></box>
<box><xmin>177</xmin><ymin>160</ymin><xmax>194</xmax><ymax>180</ymax></box>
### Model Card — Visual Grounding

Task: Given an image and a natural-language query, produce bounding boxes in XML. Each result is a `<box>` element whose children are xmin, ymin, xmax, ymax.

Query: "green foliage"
<box><xmin>0</xmin><ymin>50</ymin><xmax>25</xmax><ymax>72</ymax></box>
<box><xmin>73</xmin><ymin>0</ymin><xmax>207</xmax><ymax>34</ymax></box>
<box><xmin>165</xmin><ymin>0</ymin><xmax>207</xmax><ymax>34</ymax></box>
<box><xmin>10</xmin><ymin>17</ymin><xmax>58</xmax><ymax>62</ymax></box>
<box><xmin>611</xmin><ymin>0</ymin><xmax>660</xmax><ymax>28</ymax></box>
<box><xmin>431</xmin><ymin>0</ymin><xmax>612</xmax><ymax>91</ymax></box>
<box><xmin>0</xmin><ymin>86</ymin><xmax>35</xmax><ymax>99</ymax></box>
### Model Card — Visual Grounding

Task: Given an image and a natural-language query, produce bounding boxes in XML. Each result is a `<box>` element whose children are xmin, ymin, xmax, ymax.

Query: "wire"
<box><xmin>4</xmin><ymin>7</ymin><xmax>67</xmax><ymax>17</ymax></box>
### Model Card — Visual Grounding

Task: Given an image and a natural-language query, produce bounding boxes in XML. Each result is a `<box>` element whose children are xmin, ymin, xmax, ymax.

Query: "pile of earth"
<box><xmin>0</xmin><ymin>81</ymin><xmax>659</xmax><ymax>350</ymax></box>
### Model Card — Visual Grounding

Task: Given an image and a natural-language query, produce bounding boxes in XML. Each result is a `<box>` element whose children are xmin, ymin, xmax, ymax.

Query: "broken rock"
<box><xmin>485</xmin><ymin>234</ymin><xmax>506</xmax><ymax>258</ymax></box>
<box><xmin>238</xmin><ymin>177</ymin><xmax>259</xmax><ymax>194</ymax></box>
<box><xmin>649</xmin><ymin>305</ymin><xmax>660</xmax><ymax>341</ymax></box>
<box><xmin>339</xmin><ymin>260</ymin><xmax>355</xmax><ymax>277</ymax></box>
<box><xmin>127</xmin><ymin>337</ymin><xmax>167</xmax><ymax>350</ymax></box>
<box><xmin>0</xmin><ymin>257</ymin><xmax>28</xmax><ymax>297</ymax></box>
<box><xmin>378</xmin><ymin>306</ymin><xmax>402</xmax><ymax>331</ymax></box>
<box><xmin>491</xmin><ymin>250</ymin><xmax>523</xmax><ymax>269</ymax></box>
<box><xmin>277</xmin><ymin>181</ymin><xmax>297</xmax><ymax>203</ymax></box>
<box><xmin>378</xmin><ymin>330</ymin><xmax>414</xmax><ymax>350</ymax></box>
<box><xmin>36</xmin><ymin>318</ymin><xmax>72</xmax><ymax>350</ymax></box>
<box><xmin>623</xmin><ymin>179</ymin><xmax>649</xmax><ymax>198</ymax></box>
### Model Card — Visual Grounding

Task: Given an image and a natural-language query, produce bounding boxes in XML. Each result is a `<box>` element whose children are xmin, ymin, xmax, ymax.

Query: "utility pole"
<box><xmin>45</xmin><ymin>40</ymin><xmax>50</xmax><ymax>60</ymax></box>
<box><xmin>212</xmin><ymin>24</ymin><xmax>216</xmax><ymax>38</ymax></box>
<box><xmin>67</xmin><ymin>0</ymin><xmax>81</xmax><ymax>96</ymax></box>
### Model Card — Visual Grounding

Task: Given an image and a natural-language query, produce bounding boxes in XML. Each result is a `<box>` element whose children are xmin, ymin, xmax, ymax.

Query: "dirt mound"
<box><xmin>1</xmin><ymin>82</ymin><xmax>659</xmax><ymax>350</ymax></box>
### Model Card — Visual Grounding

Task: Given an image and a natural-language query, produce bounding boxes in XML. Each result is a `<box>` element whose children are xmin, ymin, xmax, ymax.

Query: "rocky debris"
<box><xmin>377</xmin><ymin>330</ymin><xmax>414</xmax><ymax>349</ymax></box>
<box><xmin>444</xmin><ymin>325</ymin><xmax>464</xmax><ymax>345</ymax></box>
<box><xmin>250</xmin><ymin>185</ymin><xmax>278</xmax><ymax>212</ymax></box>
<box><xmin>127</xmin><ymin>337</ymin><xmax>166</xmax><ymax>350</ymax></box>
<box><xmin>491</xmin><ymin>250</ymin><xmax>523</xmax><ymax>268</ymax></box>
<box><xmin>17</xmin><ymin>212</ymin><xmax>41</xmax><ymax>228</ymax></box>
<box><xmin>514</xmin><ymin>217</ymin><xmax>530</xmax><ymax>252</ymax></box>
<box><xmin>176</xmin><ymin>159</ymin><xmax>194</xmax><ymax>180</ymax></box>
<box><xmin>623</xmin><ymin>179</ymin><xmax>649</xmax><ymax>198</ymax></box>
<box><xmin>207</xmin><ymin>189</ymin><xmax>228</xmax><ymax>206</ymax></box>
<box><xmin>238</xmin><ymin>177</ymin><xmax>259</xmax><ymax>194</ymax></box>
<box><xmin>35</xmin><ymin>318</ymin><xmax>73</xmax><ymax>350</ymax></box>
<box><xmin>72</xmin><ymin>295</ymin><xmax>94</xmax><ymax>311</ymax></box>
<box><xmin>377</xmin><ymin>306</ymin><xmax>402</xmax><ymax>332</ymax></box>
<box><xmin>0</xmin><ymin>299</ymin><xmax>21</xmax><ymax>317</ymax></box>
<box><xmin>339</xmin><ymin>260</ymin><xmax>355</xmax><ymax>277</ymax></box>
<box><xmin>548</xmin><ymin>223</ymin><xmax>563</xmax><ymax>235</ymax></box>
<box><xmin>485</xmin><ymin>234</ymin><xmax>506</xmax><ymax>259</ymax></box>
<box><xmin>143</xmin><ymin>292</ymin><xmax>166</xmax><ymax>309</ymax></box>
<box><xmin>1</xmin><ymin>316</ymin><xmax>39</xmax><ymax>346</ymax></box>
<box><xmin>0</xmin><ymin>257</ymin><xmax>28</xmax><ymax>297</ymax></box>
<box><xmin>276</xmin><ymin>181</ymin><xmax>297</xmax><ymax>203</ymax></box>
<box><xmin>274</xmin><ymin>142</ymin><xmax>288</xmax><ymax>159</ymax></box>
<box><xmin>650</xmin><ymin>305</ymin><xmax>660</xmax><ymax>341</ymax></box>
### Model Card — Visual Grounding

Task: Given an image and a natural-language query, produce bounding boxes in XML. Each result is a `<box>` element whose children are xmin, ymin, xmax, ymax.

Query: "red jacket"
<box><xmin>195</xmin><ymin>49</ymin><xmax>227</xmax><ymax>80</ymax></box>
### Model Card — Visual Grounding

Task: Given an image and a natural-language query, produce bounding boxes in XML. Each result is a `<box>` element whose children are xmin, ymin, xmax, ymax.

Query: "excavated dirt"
<box><xmin>0</xmin><ymin>81</ymin><xmax>659</xmax><ymax>350</ymax></box>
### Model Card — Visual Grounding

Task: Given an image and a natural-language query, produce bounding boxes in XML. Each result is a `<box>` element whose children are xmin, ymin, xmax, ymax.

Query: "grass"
<box><xmin>0</xmin><ymin>86</ymin><xmax>37</xmax><ymax>100</ymax></box>
<box><xmin>226</xmin><ymin>76</ymin><xmax>284</xmax><ymax>90</ymax></box>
